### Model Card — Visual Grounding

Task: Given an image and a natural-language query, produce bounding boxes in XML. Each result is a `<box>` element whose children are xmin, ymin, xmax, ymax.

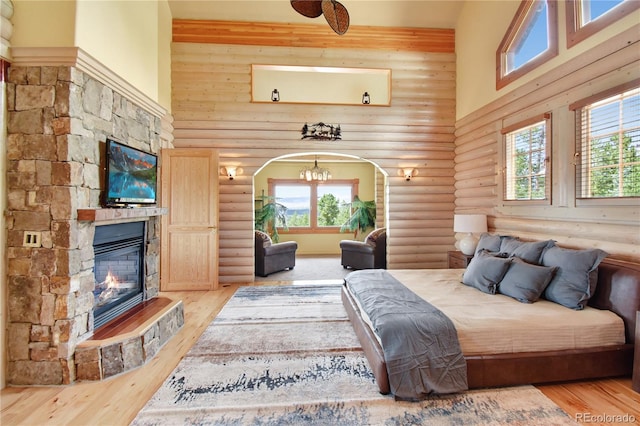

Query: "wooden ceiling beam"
<box><xmin>172</xmin><ymin>19</ymin><xmax>455</xmax><ymax>53</ymax></box>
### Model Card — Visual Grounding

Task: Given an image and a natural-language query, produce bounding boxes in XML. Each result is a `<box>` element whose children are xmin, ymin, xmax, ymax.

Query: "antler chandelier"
<box><xmin>301</xmin><ymin>122</ymin><xmax>341</xmax><ymax>141</ymax></box>
<box><xmin>300</xmin><ymin>157</ymin><xmax>332</xmax><ymax>181</ymax></box>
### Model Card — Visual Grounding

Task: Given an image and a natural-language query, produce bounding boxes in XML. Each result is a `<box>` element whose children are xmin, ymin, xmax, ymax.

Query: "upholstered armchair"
<box><xmin>255</xmin><ymin>230</ymin><xmax>298</xmax><ymax>277</ymax></box>
<box><xmin>340</xmin><ymin>228</ymin><xmax>387</xmax><ymax>270</ymax></box>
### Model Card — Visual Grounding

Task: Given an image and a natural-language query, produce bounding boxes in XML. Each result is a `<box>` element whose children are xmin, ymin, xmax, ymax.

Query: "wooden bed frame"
<box><xmin>341</xmin><ymin>257</ymin><xmax>640</xmax><ymax>392</ymax></box>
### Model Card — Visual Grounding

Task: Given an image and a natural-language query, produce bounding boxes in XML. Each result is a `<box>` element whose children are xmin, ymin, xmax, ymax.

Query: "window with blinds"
<box><xmin>574</xmin><ymin>86</ymin><xmax>640</xmax><ymax>199</ymax></box>
<box><xmin>502</xmin><ymin>114</ymin><xmax>551</xmax><ymax>202</ymax></box>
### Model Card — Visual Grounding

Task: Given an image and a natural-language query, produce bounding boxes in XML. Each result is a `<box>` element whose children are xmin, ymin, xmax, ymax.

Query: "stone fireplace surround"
<box><xmin>5</xmin><ymin>61</ymin><xmax>181</xmax><ymax>385</ymax></box>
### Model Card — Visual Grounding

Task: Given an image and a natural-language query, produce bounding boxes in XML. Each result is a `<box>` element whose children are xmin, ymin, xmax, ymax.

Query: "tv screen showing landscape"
<box><xmin>105</xmin><ymin>139</ymin><xmax>158</xmax><ymax>206</ymax></box>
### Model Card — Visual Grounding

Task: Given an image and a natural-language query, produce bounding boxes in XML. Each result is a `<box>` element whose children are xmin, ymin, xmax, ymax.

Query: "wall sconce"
<box><xmin>271</xmin><ymin>89</ymin><xmax>280</xmax><ymax>102</ymax></box>
<box><xmin>220</xmin><ymin>166</ymin><xmax>243</xmax><ymax>180</ymax></box>
<box><xmin>362</xmin><ymin>92</ymin><xmax>370</xmax><ymax>104</ymax></box>
<box><xmin>397</xmin><ymin>168</ymin><xmax>418</xmax><ymax>181</ymax></box>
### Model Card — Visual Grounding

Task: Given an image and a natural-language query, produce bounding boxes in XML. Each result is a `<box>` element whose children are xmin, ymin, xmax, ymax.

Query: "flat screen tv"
<box><xmin>104</xmin><ymin>138</ymin><xmax>158</xmax><ymax>207</ymax></box>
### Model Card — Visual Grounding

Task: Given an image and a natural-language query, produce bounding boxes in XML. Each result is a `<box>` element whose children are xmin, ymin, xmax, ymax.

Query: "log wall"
<box><xmin>171</xmin><ymin>23</ymin><xmax>457</xmax><ymax>283</ymax></box>
<box><xmin>454</xmin><ymin>26</ymin><xmax>640</xmax><ymax>262</ymax></box>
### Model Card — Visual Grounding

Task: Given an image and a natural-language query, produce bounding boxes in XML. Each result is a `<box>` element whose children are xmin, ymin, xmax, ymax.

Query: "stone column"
<box><xmin>5</xmin><ymin>64</ymin><xmax>162</xmax><ymax>385</ymax></box>
<box><xmin>1</xmin><ymin>0</ymin><xmax>15</xmax><ymax>390</ymax></box>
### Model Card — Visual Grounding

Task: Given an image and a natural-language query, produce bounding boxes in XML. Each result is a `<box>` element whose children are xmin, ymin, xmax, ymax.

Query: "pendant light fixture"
<box><xmin>299</xmin><ymin>157</ymin><xmax>332</xmax><ymax>181</ymax></box>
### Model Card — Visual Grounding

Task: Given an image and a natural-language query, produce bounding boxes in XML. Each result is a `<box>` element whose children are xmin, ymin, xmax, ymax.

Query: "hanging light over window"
<box><xmin>299</xmin><ymin>157</ymin><xmax>332</xmax><ymax>181</ymax></box>
<box><xmin>271</xmin><ymin>89</ymin><xmax>280</xmax><ymax>102</ymax></box>
<box><xmin>362</xmin><ymin>92</ymin><xmax>370</xmax><ymax>104</ymax></box>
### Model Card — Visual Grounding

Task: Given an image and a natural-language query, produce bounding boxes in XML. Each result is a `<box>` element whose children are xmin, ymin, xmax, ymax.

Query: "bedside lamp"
<box><xmin>454</xmin><ymin>214</ymin><xmax>487</xmax><ymax>255</ymax></box>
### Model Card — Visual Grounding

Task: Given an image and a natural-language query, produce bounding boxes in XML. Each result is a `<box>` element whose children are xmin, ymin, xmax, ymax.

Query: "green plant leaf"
<box><xmin>255</xmin><ymin>195</ymin><xmax>289</xmax><ymax>242</ymax></box>
<box><xmin>340</xmin><ymin>195</ymin><xmax>376</xmax><ymax>237</ymax></box>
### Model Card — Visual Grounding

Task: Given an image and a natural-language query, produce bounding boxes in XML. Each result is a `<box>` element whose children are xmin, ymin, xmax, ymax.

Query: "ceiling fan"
<box><xmin>290</xmin><ymin>0</ymin><xmax>350</xmax><ymax>35</ymax></box>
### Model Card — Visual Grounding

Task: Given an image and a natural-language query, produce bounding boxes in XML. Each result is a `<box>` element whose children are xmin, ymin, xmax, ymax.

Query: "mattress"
<box><xmin>349</xmin><ymin>269</ymin><xmax>626</xmax><ymax>356</ymax></box>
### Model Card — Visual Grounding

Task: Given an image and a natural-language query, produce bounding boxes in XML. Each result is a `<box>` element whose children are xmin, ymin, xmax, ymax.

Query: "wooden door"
<box><xmin>160</xmin><ymin>149</ymin><xmax>219</xmax><ymax>291</ymax></box>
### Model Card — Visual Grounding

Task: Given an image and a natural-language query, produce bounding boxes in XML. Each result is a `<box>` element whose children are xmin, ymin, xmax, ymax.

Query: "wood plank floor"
<box><xmin>2</xmin><ymin>280</ymin><xmax>639</xmax><ymax>426</ymax></box>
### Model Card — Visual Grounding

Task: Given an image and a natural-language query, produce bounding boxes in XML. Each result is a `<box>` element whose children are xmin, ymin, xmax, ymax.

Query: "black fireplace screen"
<box><xmin>93</xmin><ymin>222</ymin><xmax>146</xmax><ymax>329</ymax></box>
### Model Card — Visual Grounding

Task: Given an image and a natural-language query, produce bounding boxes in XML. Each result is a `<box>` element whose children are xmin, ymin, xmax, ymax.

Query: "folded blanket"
<box><xmin>345</xmin><ymin>269</ymin><xmax>468</xmax><ymax>400</ymax></box>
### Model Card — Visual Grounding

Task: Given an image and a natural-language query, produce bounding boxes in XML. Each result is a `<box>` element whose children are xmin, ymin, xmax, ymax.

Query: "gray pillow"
<box><xmin>541</xmin><ymin>246</ymin><xmax>608</xmax><ymax>310</ymax></box>
<box><xmin>462</xmin><ymin>250</ymin><xmax>512</xmax><ymax>295</ymax></box>
<box><xmin>499</xmin><ymin>237</ymin><xmax>555</xmax><ymax>265</ymax></box>
<box><xmin>498</xmin><ymin>257</ymin><xmax>558</xmax><ymax>303</ymax></box>
<box><xmin>475</xmin><ymin>233</ymin><xmax>504</xmax><ymax>256</ymax></box>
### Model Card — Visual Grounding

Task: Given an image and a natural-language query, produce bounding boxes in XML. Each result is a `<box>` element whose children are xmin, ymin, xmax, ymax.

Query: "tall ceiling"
<box><xmin>168</xmin><ymin>0</ymin><xmax>466</xmax><ymax>29</ymax></box>
<box><xmin>167</xmin><ymin>0</ymin><xmax>466</xmax><ymax>164</ymax></box>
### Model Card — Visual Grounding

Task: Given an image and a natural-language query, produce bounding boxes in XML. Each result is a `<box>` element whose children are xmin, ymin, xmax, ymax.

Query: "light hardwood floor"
<box><xmin>2</xmin><ymin>281</ymin><xmax>639</xmax><ymax>426</ymax></box>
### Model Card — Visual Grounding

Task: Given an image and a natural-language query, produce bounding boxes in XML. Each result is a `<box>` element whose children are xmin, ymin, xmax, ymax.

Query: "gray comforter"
<box><xmin>344</xmin><ymin>269</ymin><xmax>468</xmax><ymax>400</ymax></box>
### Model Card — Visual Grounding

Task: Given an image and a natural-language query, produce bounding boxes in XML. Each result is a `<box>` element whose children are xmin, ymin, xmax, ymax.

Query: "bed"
<box><xmin>342</xmin><ymin>254</ymin><xmax>640</xmax><ymax>399</ymax></box>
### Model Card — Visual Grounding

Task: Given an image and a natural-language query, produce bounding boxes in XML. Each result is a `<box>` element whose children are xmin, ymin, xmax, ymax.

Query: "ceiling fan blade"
<box><xmin>322</xmin><ymin>0</ymin><xmax>350</xmax><ymax>35</ymax></box>
<box><xmin>290</xmin><ymin>0</ymin><xmax>323</xmax><ymax>18</ymax></box>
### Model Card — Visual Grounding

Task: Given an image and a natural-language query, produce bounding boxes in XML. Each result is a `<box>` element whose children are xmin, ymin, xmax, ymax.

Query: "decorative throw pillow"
<box><xmin>541</xmin><ymin>246</ymin><xmax>608</xmax><ymax>310</ymax></box>
<box><xmin>499</xmin><ymin>237</ymin><xmax>555</xmax><ymax>265</ymax></box>
<box><xmin>365</xmin><ymin>228</ymin><xmax>385</xmax><ymax>246</ymax></box>
<box><xmin>474</xmin><ymin>233</ymin><xmax>503</xmax><ymax>256</ymax></box>
<box><xmin>462</xmin><ymin>250</ymin><xmax>512</xmax><ymax>295</ymax></box>
<box><xmin>498</xmin><ymin>257</ymin><xmax>558</xmax><ymax>303</ymax></box>
<box><xmin>255</xmin><ymin>230</ymin><xmax>272</xmax><ymax>247</ymax></box>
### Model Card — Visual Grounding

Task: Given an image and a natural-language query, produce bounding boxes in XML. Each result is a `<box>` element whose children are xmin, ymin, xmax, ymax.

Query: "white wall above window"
<box><xmin>252</xmin><ymin>64</ymin><xmax>391</xmax><ymax>106</ymax></box>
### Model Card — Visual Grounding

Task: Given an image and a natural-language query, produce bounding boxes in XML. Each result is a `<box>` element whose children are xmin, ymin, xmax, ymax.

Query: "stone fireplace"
<box><xmin>5</xmin><ymin>62</ymin><xmax>180</xmax><ymax>385</ymax></box>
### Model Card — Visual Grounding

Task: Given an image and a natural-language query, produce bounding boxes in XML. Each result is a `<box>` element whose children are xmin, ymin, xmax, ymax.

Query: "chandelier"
<box><xmin>300</xmin><ymin>157</ymin><xmax>332</xmax><ymax>181</ymax></box>
<box><xmin>301</xmin><ymin>122</ymin><xmax>341</xmax><ymax>141</ymax></box>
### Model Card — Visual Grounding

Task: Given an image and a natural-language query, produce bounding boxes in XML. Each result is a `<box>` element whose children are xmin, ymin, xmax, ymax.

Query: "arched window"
<box><xmin>496</xmin><ymin>0</ymin><xmax>558</xmax><ymax>90</ymax></box>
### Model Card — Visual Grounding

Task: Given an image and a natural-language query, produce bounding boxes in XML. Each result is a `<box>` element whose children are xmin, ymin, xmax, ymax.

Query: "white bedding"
<box><xmin>353</xmin><ymin>269</ymin><xmax>626</xmax><ymax>356</ymax></box>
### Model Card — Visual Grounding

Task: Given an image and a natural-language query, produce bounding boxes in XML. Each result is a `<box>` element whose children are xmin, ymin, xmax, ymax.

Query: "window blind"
<box><xmin>575</xmin><ymin>87</ymin><xmax>640</xmax><ymax>199</ymax></box>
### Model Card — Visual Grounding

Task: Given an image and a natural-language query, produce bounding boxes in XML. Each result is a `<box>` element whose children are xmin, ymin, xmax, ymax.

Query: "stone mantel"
<box><xmin>77</xmin><ymin>207</ymin><xmax>168</xmax><ymax>223</ymax></box>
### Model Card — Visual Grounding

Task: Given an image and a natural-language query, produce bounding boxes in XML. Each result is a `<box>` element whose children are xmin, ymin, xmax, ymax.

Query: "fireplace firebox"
<box><xmin>93</xmin><ymin>221</ymin><xmax>146</xmax><ymax>329</ymax></box>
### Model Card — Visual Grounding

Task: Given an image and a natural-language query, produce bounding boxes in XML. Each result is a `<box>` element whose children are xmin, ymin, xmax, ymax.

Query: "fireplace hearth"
<box><xmin>93</xmin><ymin>222</ymin><xmax>146</xmax><ymax>329</ymax></box>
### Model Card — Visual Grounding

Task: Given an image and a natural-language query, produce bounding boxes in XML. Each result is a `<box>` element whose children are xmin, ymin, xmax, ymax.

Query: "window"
<box><xmin>502</xmin><ymin>114</ymin><xmax>552</xmax><ymax>202</ymax></box>
<box><xmin>496</xmin><ymin>0</ymin><xmax>558</xmax><ymax>90</ymax></box>
<box><xmin>572</xmin><ymin>84</ymin><xmax>640</xmax><ymax>199</ymax></box>
<box><xmin>269</xmin><ymin>179</ymin><xmax>358</xmax><ymax>232</ymax></box>
<box><xmin>566</xmin><ymin>0</ymin><xmax>639</xmax><ymax>48</ymax></box>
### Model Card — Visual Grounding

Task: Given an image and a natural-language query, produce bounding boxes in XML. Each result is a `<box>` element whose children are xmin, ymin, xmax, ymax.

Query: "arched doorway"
<box><xmin>253</xmin><ymin>152</ymin><xmax>388</xmax><ymax>256</ymax></box>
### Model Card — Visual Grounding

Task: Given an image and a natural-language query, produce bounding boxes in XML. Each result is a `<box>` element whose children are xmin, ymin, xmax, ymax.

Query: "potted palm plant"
<box><xmin>254</xmin><ymin>195</ymin><xmax>288</xmax><ymax>242</ymax></box>
<box><xmin>340</xmin><ymin>195</ymin><xmax>376</xmax><ymax>240</ymax></box>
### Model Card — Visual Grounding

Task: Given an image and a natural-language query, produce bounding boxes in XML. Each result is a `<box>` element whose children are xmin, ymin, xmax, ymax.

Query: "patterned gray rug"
<box><xmin>253</xmin><ymin>256</ymin><xmax>352</xmax><ymax>282</ymax></box>
<box><xmin>132</xmin><ymin>284</ymin><xmax>578</xmax><ymax>425</ymax></box>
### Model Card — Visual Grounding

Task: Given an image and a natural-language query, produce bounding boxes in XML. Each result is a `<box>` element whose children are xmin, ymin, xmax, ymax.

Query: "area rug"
<box><xmin>253</xmin><ymin>256</ymin><xmax>352</xmax><ymax>282</ymax></box>
<box><xmin>132</xmin><ymin>284</ymin><xmax>578</xmax><ymax>426</ymax></box>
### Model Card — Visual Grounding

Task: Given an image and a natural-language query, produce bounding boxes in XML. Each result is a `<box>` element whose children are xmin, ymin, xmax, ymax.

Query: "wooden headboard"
<box><xmin>589</xmin><ymin>258</ymin><xmax>640</xmax><ymax>344</ymax></box>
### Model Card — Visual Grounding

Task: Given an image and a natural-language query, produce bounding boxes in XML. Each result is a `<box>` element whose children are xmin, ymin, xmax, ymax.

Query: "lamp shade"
<box><xmin>453</xmin><ymin>214</ymin><xmax>487</xmax><ymax>233</ymax></box>
<box><xmin>454</xmin><ymin>214</ymin><xmax>487</xmax><ymax>255</ymax></box>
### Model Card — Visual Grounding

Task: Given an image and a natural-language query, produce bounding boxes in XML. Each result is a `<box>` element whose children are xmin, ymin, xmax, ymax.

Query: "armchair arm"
<box><xmin>264</xmin><ymin>241</ymin><xmax>298</xmax><ymax>256</ymax></box>
<box><xmin>339</xmin><ymin>240</ymin><xmax>375</xmax><ymax>254</ymax></box>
